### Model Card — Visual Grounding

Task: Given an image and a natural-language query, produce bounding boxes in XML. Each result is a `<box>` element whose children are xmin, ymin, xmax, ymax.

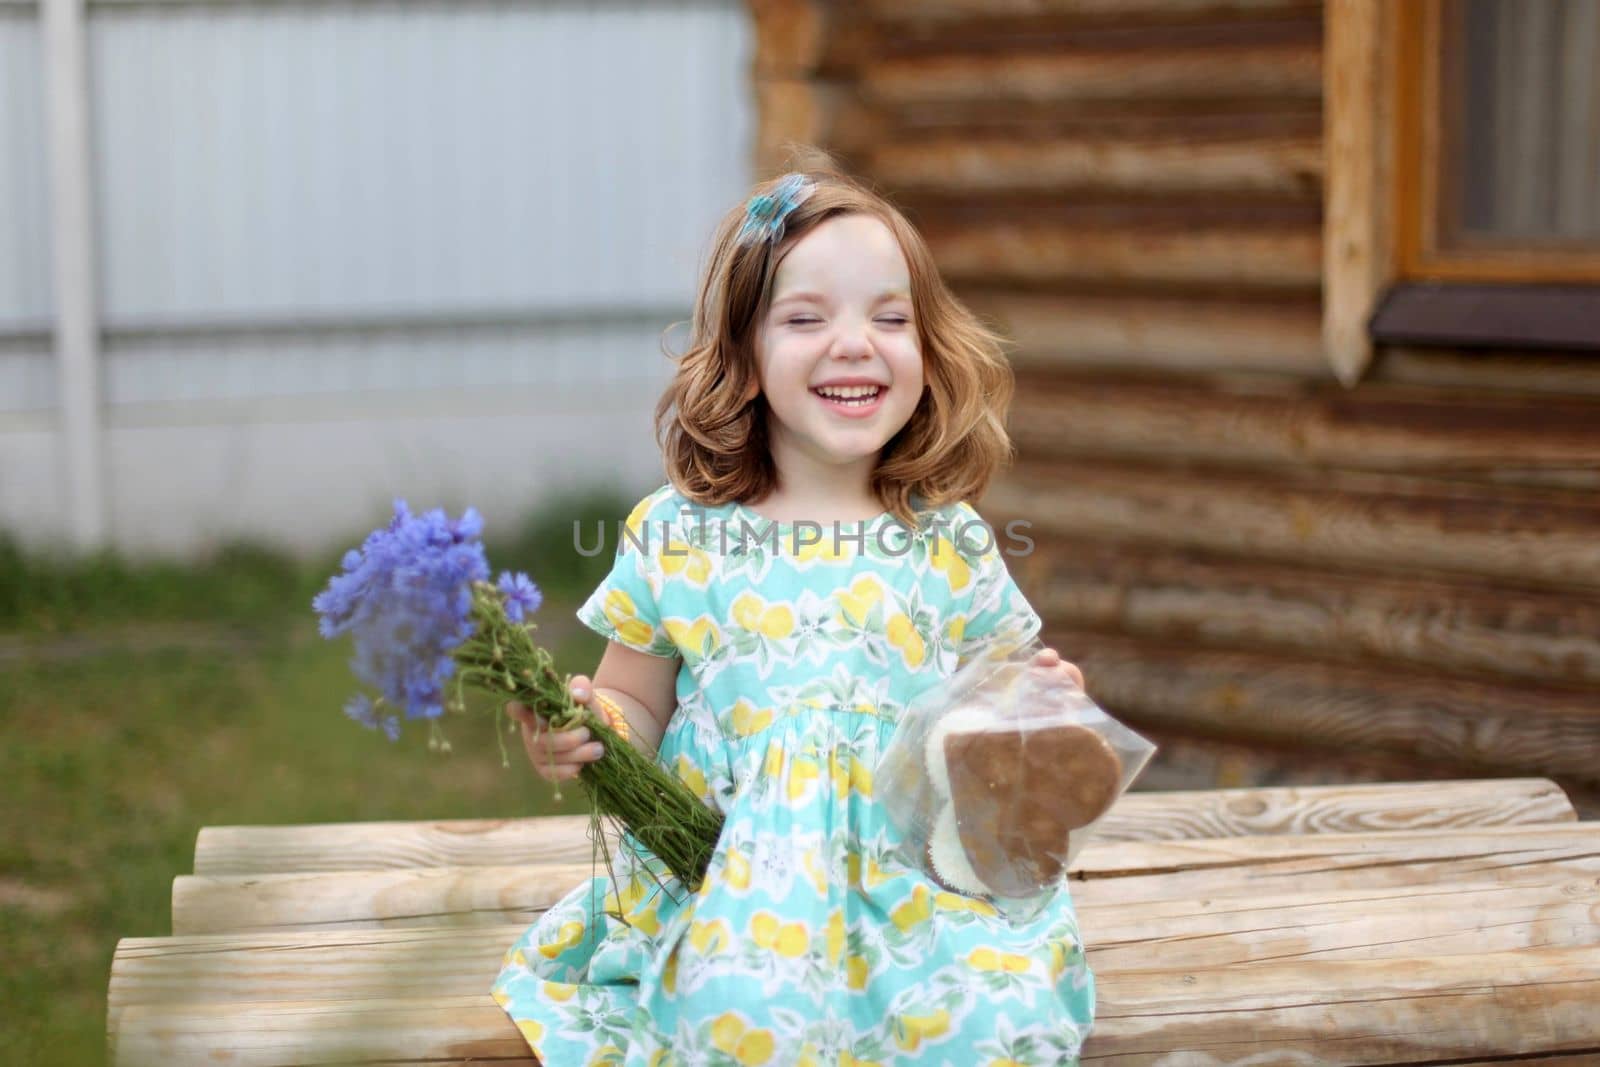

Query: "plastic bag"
<box><xmin>878</xmin><ymin>637</ymin><xmax>1156</xmax><ymax>920</ymax></box>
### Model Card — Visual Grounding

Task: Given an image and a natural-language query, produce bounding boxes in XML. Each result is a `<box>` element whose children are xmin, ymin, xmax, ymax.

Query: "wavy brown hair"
<box><xmin>655</xmin><ymin>149</ymin><xmax>1017</xmax><ymax>526</ymax></box>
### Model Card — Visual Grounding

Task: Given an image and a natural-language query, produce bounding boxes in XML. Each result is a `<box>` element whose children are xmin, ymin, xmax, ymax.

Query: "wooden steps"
<box><xmin>107</xmin><ymin>779</ymin><xmax>1600</xmax><ymax>1065</ymax></box>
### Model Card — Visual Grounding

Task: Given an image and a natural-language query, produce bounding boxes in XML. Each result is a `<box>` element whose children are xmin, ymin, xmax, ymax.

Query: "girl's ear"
<box><xmin>740</xmin><ymin>377</ymin><xmax>761</xmax><ymax>405</ymax></box>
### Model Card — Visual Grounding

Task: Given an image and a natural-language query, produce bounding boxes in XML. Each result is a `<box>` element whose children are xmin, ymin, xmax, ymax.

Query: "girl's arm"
<box><xmin>577</xmin><ymin>640</ymin><xmax>681</xmax><ymax>754</ymax></box>
<box><xmin>510</xmin><ymin>641</ymin><xmax>679</xmax><ymax>781</ymax></box>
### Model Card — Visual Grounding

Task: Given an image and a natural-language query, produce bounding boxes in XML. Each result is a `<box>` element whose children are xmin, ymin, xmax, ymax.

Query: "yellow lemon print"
<box><xmin>537</xmin><ymin>920</ymin><xmax>584</xmax><ymax>959</ymax></box>
<box><xmin>630</xmin><ymin>902</ymin><xmax>662</xmax><ymax>937</ymax></box>
<box><xmin>886</xmin><ymin>613</ymin><xmax>926</xmax><ymax>668</ymax></box>
<box><xmin>674</xmin><ymin>755</ymin><xmax>709</xmax><ymax>799</ymax></box>
<box><xmin>824</xmin><ymin>909</ymin><xmax>846</xmax><ymax>967</ymax></box>
<box><xmin>602</xmin><ymin>589</ymin><xmax>656</xmax><ymax>649</ymax></box>
<box><xmin>731</xmin><ymin>592</ymin><xmax>795</xmax><ymax>639</ymax></box>
<box><xmin>850</xmin><ymin>756</ymin><xmax>874</xmax><ymax>799</ymax></box>
<box><xmin>664</xmin><ymin>616</ymin><xmax>719</xmax><ymax>661</ymax></box>
<box><xmin>894</xmin><ymin>1009</ymin><xmax>951</xmax><ymax>1052</ymax></box>
<box><xmin>846</xmin><ymin>953</ymin><xmax>870</xmax><ymax>990</ymax></box>
<box><xmin>710</xmin><ymin>1012</ymin><xmax>746</xmax><ymax>1054</ymax></box>
<box><xmin>944</xmin><ymin>615</ymin><xmax>966</xmax><ymax>647</ymax></box>
<box><xmin>828</xmin><ymin>751</ymin><xmax>873</xmax><ymax>801</ymax></box>
<box><xmin>890</xmin><ymin>884</ymin><xmax>932</xmax><ymax>932</ymax></box>
<box><xmin>660</xmin><ymin>540</ymin><xmax>712</xmax><ymax>585</ymax></box>
<box><xmin>515</xmin><ymin>1018</ymin><xmax>545</xmax><ymax>1045</ymax></box>
<box><xmin>857</xmin><ymin>857</ymin><xmax>908</xmax><ymax>889</ymax></box>
<box><xmin>967</xmin><ymin>947</ymin><xmax>1032</xmax><ymax>973</ymax></box>
<box><xmin>707</xmin><ymin>1017</ymin><xmax>774</xmax><ymax>1067</ymax></box>
<box><xmin>793</xmin><ymin>534</ymin><xmax>851</xmax><ymax>565</ymax></box>
<box><xmin>729</xmin><ymin>699</ymin><xmax>774</xmax><ymax>737</ymax></box>
<box><xmin>928</xmin><ymin>536</ymin><xmax>973</xmax><ymax>592</ymax></box>
<box><xmin>787</xmin><ymin>755</ymin><xmax>821</xmax><ymax>802</ymax></box>
<box><xmin>689</xmin><ymin>918</ymin><xmax>732</xmax><ymax>955</ymax></box>
<box><xmin>661</xmin><ymin>951</ymin><xmax>679</xmax><ymax>996</ymax></box>
<box><xmin>624</xmin><ymin>497</ymin><xmax>653</xmax><ymax>542</ymax></box>
<box><xmin>1048</xmin><ymin>936</ymin><xmax>1077</xmax><ymax>981</ymax></box>
<box><xmin>934</xmin><ymin>892</ymin><xmax>998</xmax><ymax>918</ymax></box>
<box><xmin>723</xmin><ymin>848</ymin><xmax>753</xmax><ymax>891</ymax></box>
<box><xmin>763</xmin><ymin>746</ymin><xmax>785</xmax><ymax>780</ymax></box>
<box><xmin>834</xmin><ymin>575</ymin><xmax>883</xmax><ymax>629</ymax></box>
<box><xmin>541</xmin><ymin>980</ymin><xmax>577</xmax><ymax>1003</ymax></box>
<box><xmin>750</xmin><ymin>911</ymin><xmax>810</xmax><ymax>958</ymax></box>
<box><xmin>801</xmin><ymin>848</ymin><xmax>829</xmax><ymax>895</ymax></box>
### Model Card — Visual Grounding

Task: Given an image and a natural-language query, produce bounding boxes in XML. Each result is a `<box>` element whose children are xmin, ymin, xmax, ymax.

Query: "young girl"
<box><xmin>493</xmin><ymin>160</ymin><xmax>1095</xmax><ymax>1066</ymax></box>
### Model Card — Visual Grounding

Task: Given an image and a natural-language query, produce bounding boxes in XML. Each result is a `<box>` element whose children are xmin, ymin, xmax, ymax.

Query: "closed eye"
<box><xmin>877</xmin><ymin>317</ymin><xmax>910</xmax><ymax>326</ymax></box>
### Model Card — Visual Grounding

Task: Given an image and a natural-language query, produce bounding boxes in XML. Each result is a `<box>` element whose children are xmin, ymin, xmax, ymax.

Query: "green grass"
<box><xmin>0</xmin><ymin>487</ymin><xmax>635</xmax><ymax>1066</ymax></box>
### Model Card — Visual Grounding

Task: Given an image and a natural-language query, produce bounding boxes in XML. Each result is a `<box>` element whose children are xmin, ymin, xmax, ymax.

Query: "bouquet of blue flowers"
<box><xmin>312</xmin><ymin>500</ymin><xmax>723</xmax><ymax>888</ymax></box>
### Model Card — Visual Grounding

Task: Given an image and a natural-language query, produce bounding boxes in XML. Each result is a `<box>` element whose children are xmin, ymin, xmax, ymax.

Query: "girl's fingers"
<box><xmin>568</xmin><ymin>675</ymin><xmax>593</xmax><ymax>704</ymax></box>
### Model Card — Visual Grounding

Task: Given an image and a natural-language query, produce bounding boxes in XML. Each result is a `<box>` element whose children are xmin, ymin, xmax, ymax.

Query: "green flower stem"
<box><xmin>464</xmin><ymin>582</ymin><xmax>723</xmax><ymax>888</ymax></box>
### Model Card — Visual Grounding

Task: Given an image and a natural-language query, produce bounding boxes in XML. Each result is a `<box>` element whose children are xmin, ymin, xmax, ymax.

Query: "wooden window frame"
<box><xmin>1323</xmin><ymin>0</ymin><xmax>1600</xmax><ymax>385</ymax></box>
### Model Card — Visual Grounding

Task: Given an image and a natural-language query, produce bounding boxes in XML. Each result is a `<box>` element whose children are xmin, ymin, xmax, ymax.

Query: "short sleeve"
<box><xmin>953</xmin><ymin>512</ymin><xmax>1043</xmax><ymax>668</ymax></box>
<box><xmin>575</xmin><ymin>491</ymin><xmax>679</xmax><ymax>658</ymax></box>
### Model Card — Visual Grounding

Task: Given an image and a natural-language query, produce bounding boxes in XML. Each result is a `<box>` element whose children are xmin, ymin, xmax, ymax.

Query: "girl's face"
<box><xmin>752</xmin><ymin>213</ymin><xmax>924</xmax><ymax>488</ymax></box>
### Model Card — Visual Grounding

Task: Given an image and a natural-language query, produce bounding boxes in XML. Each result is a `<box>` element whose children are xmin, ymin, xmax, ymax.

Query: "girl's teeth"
<box><xmin>815</xmin><ymin>387</ymin><xmax>881</xmax><ymax>405</ymax></box>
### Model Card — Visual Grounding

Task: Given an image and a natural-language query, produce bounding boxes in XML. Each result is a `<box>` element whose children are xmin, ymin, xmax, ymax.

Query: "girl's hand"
<box><xmin>507</xmin><ymin>674</ymin><xmax>605</xmax><ymax>782</ymax></box>
<box><xmin>1031</xmin><ymin>646</ymin><xmax>1086</xmax><ymax>691</ymax></box>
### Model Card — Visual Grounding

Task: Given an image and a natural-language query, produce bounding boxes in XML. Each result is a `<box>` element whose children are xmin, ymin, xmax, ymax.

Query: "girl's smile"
<box><xmin>811</xmin><ymin>378</ymin><xmax>889</xmax><ymax>418</ymax></box>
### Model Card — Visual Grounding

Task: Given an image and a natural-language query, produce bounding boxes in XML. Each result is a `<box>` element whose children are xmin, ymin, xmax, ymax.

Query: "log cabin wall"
<box><xmin>749</xmin><ymin>0</ymin><xmax>1600</xmax><ymax>816</ymax></box>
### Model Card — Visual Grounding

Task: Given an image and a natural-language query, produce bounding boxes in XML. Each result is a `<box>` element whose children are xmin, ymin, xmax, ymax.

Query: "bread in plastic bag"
<box><xmin>879</xmin><ymin>637</ymin><xmax>1156</xmax><ymax>919</ymax></box>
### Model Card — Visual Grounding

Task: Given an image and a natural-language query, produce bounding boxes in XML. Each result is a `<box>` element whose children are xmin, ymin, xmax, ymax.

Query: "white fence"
<box><xmin>0</xmin><ymin>0</ymin><xmax>752</xmax><ymax>557</ymax></box>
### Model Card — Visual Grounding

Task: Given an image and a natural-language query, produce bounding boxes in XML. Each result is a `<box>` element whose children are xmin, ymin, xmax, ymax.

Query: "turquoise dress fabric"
<box><xmin>491</xmin><ymin>483</ymin><xmax>1095</xmax><ymax>1066</ymax></box>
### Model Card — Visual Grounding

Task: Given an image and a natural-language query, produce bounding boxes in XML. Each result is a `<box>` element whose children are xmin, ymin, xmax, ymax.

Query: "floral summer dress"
<box><xmin>491</xmin><ymin>484</ymin><xmax>1095</xmax><ymax>1066</ymax></box>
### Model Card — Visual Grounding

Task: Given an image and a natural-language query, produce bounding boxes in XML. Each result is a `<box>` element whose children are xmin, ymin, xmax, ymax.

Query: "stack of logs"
<box><xmin>750</xmin><ymin>0</ymin><xmax>1600</xmax><ymax>811</ymax></box>
<box><xmin>107</xmin><ymin>778</ymin><xmax>1600</xmax><ymax>1063</ymax></box>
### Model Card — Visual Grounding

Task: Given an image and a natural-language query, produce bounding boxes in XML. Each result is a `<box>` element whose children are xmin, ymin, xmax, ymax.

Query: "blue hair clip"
<box><xmin>735</xmin><ymin>173</ymin><xmax>815</xmax><ymax>249</ymax></box>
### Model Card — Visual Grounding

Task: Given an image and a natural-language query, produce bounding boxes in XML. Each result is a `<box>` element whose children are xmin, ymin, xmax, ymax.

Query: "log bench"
<box><xmin>107</xmin><ymin>778</ymin><xmax>1600</xmax><ymax>1065</ymax></box>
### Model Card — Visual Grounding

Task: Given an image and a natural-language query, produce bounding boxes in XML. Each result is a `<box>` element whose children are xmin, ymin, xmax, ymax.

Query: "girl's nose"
<box><xmin>829</xmin><ymin>321</ymin><xmax>873</xmax><ymax>359</ymax></box>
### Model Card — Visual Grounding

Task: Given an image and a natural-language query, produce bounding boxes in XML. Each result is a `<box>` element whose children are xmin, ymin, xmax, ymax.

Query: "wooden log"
<box><xmin>1091</xmin><ymin>778</ymin><xmax>1576</xmax><ymax>840</ymax></box>
<box><xmin>193</xmin><ymin>813</ymin><xmax>601</xmax><ymax>876</ymax></box>
<box><xmin>172</xmin><ymin>862</ymin><xmax>594</xmax><ymax>936</ymax></box>
<box><xmin>927</xmin><ymin>221</ymin><xmax>1321</xmax><ymax>290</ymax></box>
<box><xmin>111</xmin><ymin>997</ymin><xmax>532</xmax><ymax>1067</ymax></box>
<box><xmin>1021</xmin><ymin>537</ymin><xmax>1600</xmax><ymax>684</ymax></box>
<box><xmin>869</xmin><ymin>134</ymin><xmax>1323</xmax><ymax>196</ymax></box>
<box><xmin>108</xmin><ymin>945</ymin><xmax>1600</xmax><ymax>1066</ymax></box>
<box><xmin>1376</xmin><ymin>344</ymin><xmax>1600</xmax><ymax>398</ymax></box>
<box><xmin>988</xmin><ymin>459</ymin><xmax>1600</xmax><ymax>590</ymax></box>
<box><xmin>169</xmin><ymin>825</ymin><xmax>1600</xmax><ymax>933</ymax></box>
<box><xmin>881</xmin><ymin>95</ymin><xmax>1325</xmax><ymax>143</ymax></box>
<box><xmin>1046</xmin><ymin>625</ymin><xmax>1600</xmax><ymax>782</ymax></box>
<box><xmin>1009</xmin><ymin>372</ymin><xmax>1600</xmax><ymax>489</ymax></box>
<box><xmin>110</xmin><ymin>878</ymin><xmax>1600</xmax><ymax>1010</ymax></box>
<box><xmin>966</xmin><ymin>290</ymin><xmax>1327</xmax><ymax>376</ymax></box>
<box><xmin>109</xmin><ymin>926</ymin><xmax>523</xmax><ymax>1017</ymax></box>
<box><xmin>191</xmin><ymin>780</ymin><xmax>1573</xmax><ymax>876</ymax></box>
<box><xmin>1074</xmin><ymin>823</ymin><xmax>1600</xmax><ymax>904</ymax></box>
<box><xmin>1323</xmin><ymin>0</ymin><xmax>1397</xmax><ymax>384</ymax></box>
<box><xmin>750</xmin><ymin>0</ymin><xmax>870</xmax><ymax>78</ymax></box>
<box><xmin>1127</xmin><ymin>726</ymin><xmax>1600</xmax><ymax>820</ymax></box>
<box><xmin>862</xmin><ymin>40</ymin><xmax>1322</xmax><ymax>107</ymax></box>
<box><xmin>866</xmin><ymin>0</ymin><xmax>1321</xmax><ymax>22</ymax></box>
<box><xmin>753</xmin><ymin>80</ymin><xmax>859</xmax><ymax>175</ymax></box>
<box><xmin>1088</xmin><ymin>947</ymin><xmax>1600</xmax><ymax>1062</ymax></box>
